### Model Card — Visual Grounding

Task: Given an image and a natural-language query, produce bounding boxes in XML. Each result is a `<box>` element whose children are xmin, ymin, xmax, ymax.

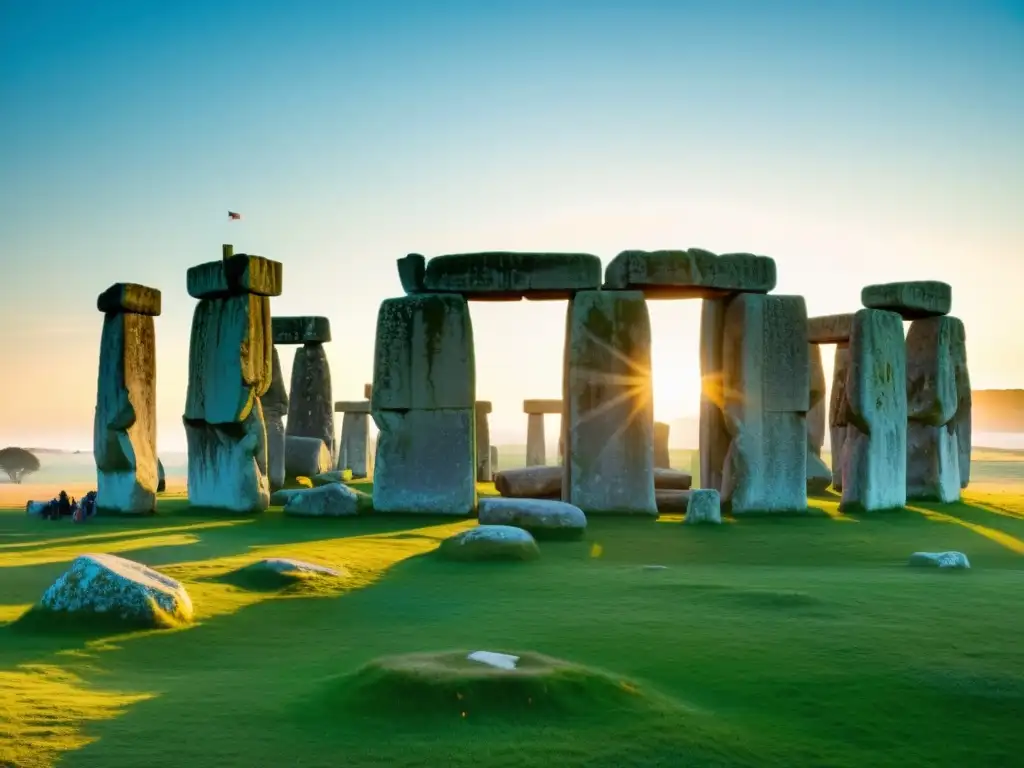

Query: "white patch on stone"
<box><xmin>467</xmin><ymin>650</ymin><xmax>520</xmax><ymax>670</ymax></box>
<box><xmin>283</xmin><ymin>483</ymin><xmax>359</xmax><ymax>517</ymax></box>
<box><xmin>40</xmin><ymin>553</ymin><xmax>193</xmax><ymax>624</ymax></box>
<box><xmin>909</xmin><ymin>551</ymin><xmax>970</xmax><ymax>569</ymax></box>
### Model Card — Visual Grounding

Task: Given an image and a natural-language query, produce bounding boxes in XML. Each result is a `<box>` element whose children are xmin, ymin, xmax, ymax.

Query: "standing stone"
<box><xmin>808</xmin><ymin>344</ymin><xmax>826</xmax><ymax>457</ymax></box>
<box><xmin>262</xmin><ymin>346</ymin><xmax>289</xmax><ymax>491</ymax></box>
<box><xmin>273</xmin><ymin>316</ymin><xmax>333</xmax><ymax>463</ymax></box>
<box><xmin>476</xmin><ymin>401</ymin><xmax>492</xmax><ymax>482</ymax></box>
<box><xmin>720</xmin><ymin>294</ymin><xmax>809</xmax><ymax>514</ymax></box>
<box><xmin>654</xmin><ymin>422</ymin><xmax>671</xmax><ymax>468</ymax></box>
<box><xmin>371</xmin><ymin>293</ymin><xmax>475</xmax><ymax>514</ymax></box>
<box><xmin>490</xmin><ymin>444</ymin><xmax>499</xmax><ymax>474</ymax></box>
<box><xmin>699</xmin><ymin>297</ymin><xmax>730</xmax><ymax>492</ymax></box>
<box><xmin>828</xmin><ymin>344</ymin><xmax>850</xmax><ymax>491</ymax></box>
<box><xmin>94</xmin><ymin>283</ymin><xmax>161</xmax><ymax>515</ymax></box>
<box><xmin>335</xmin><ymin>400</ymin><xmax>370</xmax><ymax>478</ymax></box>
<box><xmin>952</xmin><ymin>321</ymin><xmax>972</xmax><ymax>488</ymax></box>
<box><xmin>563</xmin><ymin>290</ymin><xmax>656</xmax><ymax>515</ymax></box>
<box><xmin>906</xmin><ymin>316</ymin><xmax>965</xmax><ymax>502</ymax></box>
<box><xmin>526</xmin><ymin>414</ymin><xmax>545</xmax><ymax>466</ymax></box>
<box><xmin>184</xmin><ymin>249</ymin><xmax>280</xmax><ymax>514</ymax></box>
<box><xmin>840</xmin><ymin>309</ymin><xmax>907</xmax><ymax>512</ymax></box>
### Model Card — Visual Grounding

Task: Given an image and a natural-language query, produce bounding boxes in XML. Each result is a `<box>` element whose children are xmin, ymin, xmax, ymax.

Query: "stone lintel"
<box><xmin>398</xmin><ymin>253</ymin><xmax>426</xmax><ymax>293</ymax></box>
<box><xmin>808</xmin><ymin>313</ymin><xmax>854</xmax><ymax>344</ymax></box>
<box><xmin>363</xmin><ymin>383</ymin><xmax>373</xmax><ymax>399</ymax></box>
<box><xmin>861</xmin><ymin>281</ymin><xmax>951</xmax><ymax>320</ymax></box>
<box><xmin>419</xmin><ymin>252</ymin><xmax>602</xmax><ymax>300</ymax></box>
<box><xmin>334</xmin><ymin>400</ymin><xmax>370</xmax><ymax>414</ymax></box>
<box><xmin>96</xmin><ymin>283</ymin><xmax>162</xmax><ymax>316</ymax></box>
<box><xmin>523</xmin><ymin>398</ymin><xmax>562</xmax><ymax>415</ymax></box>
<box><xmin>272</xmin><ymin>316</ymin><xmax>332</xmax><ymax>345</ymax></box>
<box><xmin>603</xmin><ymin>248</ymin><xmax>776</xmax><ymax>298</ymax></box>
<box><xmin>187</xmin><ymin>254</ymin><xmax>283</xmax><ymax>300</ymax></box>
<box><xmin>476</xmin><ymin>400</ymin><xmax>493</xmax><ymax>414</ymax></box>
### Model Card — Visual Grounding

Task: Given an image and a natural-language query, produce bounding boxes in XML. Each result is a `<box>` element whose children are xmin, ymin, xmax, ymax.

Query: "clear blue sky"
<box><xmin>1</xmin><ymin>0</ymin><xmax>1022</xmax><ymax>451</ymax></box>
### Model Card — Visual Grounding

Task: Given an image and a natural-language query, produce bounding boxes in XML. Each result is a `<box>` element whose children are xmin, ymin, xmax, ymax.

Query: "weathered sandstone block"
<box><xmin>372</xmin><ymin>408</ymin><xmax>475</xmax><ymax>514</ymax></box>
<box><xmin>186</xmin><ymin>254</ymin><xmax>283</xmax><ymax>300</ymax></box>
<box><xmin>421</xmin><ymin>252</ymin><xmax>602</xmax><ymax>300</ymax></box>
<box><xmin>840</xmin><ymin>309</ymin><xmax>907</xmax><ymax>512</ymax></box>
<box><xmin>286</xmin><ymin>343</ymin><xmax>334</xmax><ymax>460</ymax></box>
<box><xmin>272</xmin><ymin>315</ymin><xmax>332</xmax><ymax>345</ymax></box>
<box><xmin>907</xmin><ymin>423</ymin><xmax>961</xmax><ymax>502</ymax></box>
<box><xmin>262</xmin><ymin>347</ymin><xmax>288</xmax><ymax>491</ymax></box>
<box><xmin>861</xmin><ymin>281</ymin><xmax>952</xmax><ymax>319</ymax></box>
<box><xmin>372</xmin><ymin>294</ymin><xmax>474</xmax><ymax>410</ymax></box>
<box><xmin>655</xmin><ymin>468</ymin><xmax>692</xmax><ymax>490</ymax></box>
<box><xmin>397</xmin><ymin>253</ymin><xmax>426</xmax><ymax>293</ymax></box>
<box><xmin>284</xmin><ymin>435</ymin><xmax>332</xmax><ymax>479</ymax></box>
<box><xmin>94</xmin><ymin>291</ymin><xmax>160</xmax><ymax>515</ymax></box>
<box><xmin>807</xmin><ymin>313</ymin><xmax>854</xmax><ymax>345</ymax></box>
<box><xmin>96</xmin><ymin>283</ymin><xmax>162</xmax><ymax>316</ymax></box>
<box><xmin>808</xmin><ymin>343</ymin><xmax>826</xmax><ymax>457</ymax></box>
<box><xmin>337</xmin><ymin>411</ymin><xmax>370</xmax><ymax>478</ymax></box>
<box><xmin>495</xmin><ymin>466</ymin><xmax>562</xmax><ymax>498</ymax></box>
<box><xmin>604</xmin><ymin>248</ymin><xmax>776</xmax><ymax>299</ymax></box>
<box><xmin>828</xmin><ymin>344</ymin><xmax>850</xmax><ymax>490</ymax></box>
<box><xmin>720</xmin><ymin>294</ymin><xmax>809</xmax><ymax>514</ymax></box>
<box><xmin>654</xmin><ymin>421</ymin><xmax>671</xmax><ymax>468</ymax></box>
<box><xmin>564</xmin><ymin>290</ymin><xmax>656</xmax><ymax>515</ymax></box>
<box><xmin>476</xmin><ymin>401</ymin><xmax>492</xmax><ymax>482</ymax></box>
<box><xmin>699</xmin><ymin>297</ymin><xmax>730</xmax><ymax>492</ymax></box>
<box><xmin>526</xmin><ymin>413</ymin><xmax>546</xmax><ymax>466</ymax></box>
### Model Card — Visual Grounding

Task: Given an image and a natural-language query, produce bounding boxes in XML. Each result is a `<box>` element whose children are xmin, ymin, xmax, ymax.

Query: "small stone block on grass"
<box><xmin>478</xmin><ymin>498</ymin><xmax>586</xmax><ymax>539</ymax></box>
<box><xmin>438</xmin><ymin>525</ymin><xmax>540</xmax><ymax>562</ymax></box>
<box><xmin>685</xmin><ymin>489</ymin><xmax>722</xmax><ymax>525</ymax></box>
<box><xmin>908</xmin><ymin>551</ymin><xmax>970</xmax><ymax>569</ymax></box>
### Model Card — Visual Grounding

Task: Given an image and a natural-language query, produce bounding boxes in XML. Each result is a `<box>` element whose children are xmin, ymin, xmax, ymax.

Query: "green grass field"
<box><xmin>3</xmin><ymin>450</ymin><xmax>1024</xmax><ymax>767</ymax></box>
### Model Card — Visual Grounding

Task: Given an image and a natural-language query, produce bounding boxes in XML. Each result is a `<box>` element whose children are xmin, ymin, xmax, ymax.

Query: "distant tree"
<box><xmin>0</xmin><ymin>447</ymin><xmax>41</xmax><ymax>484</ymax></box>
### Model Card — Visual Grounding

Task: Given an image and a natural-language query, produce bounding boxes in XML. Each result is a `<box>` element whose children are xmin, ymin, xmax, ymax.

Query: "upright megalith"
<box><xmin>184</xmin><ymin>246</ymin><xmax>280</xmax><ymax>513</ymax></box>
<box><xmin>371</xmin><ymin>293</ymin><xmax>475</xmax><ymax>514</ymax></box>
<box><xmin>262</xmin><ymin>346</ymin><xmax>289</xmax><ymax>491</ymax></box>
<box><xmin>906</xmin><ymin>316</ymin><xmax>966</xmax><ymax>502</ymax></box>
<box><xmin>563</xmin><ymin>290</ymin><xmax>656</xmax><ymax>515</ymax></box>
<box><xmin>840</xmin><ymin>309</ymin><xmax>908</xmax><ymax>512</ymax></box>
<box><xmin>829</xmin><ymin>344</ymin><xmax>851</xmax><ymax>491</ymax></box>
<box><xmin>94</xmin><ymin>283</ymin><xmax>161</xmax><ymax>514</ymax></box>
<box><xmin>523</xmin><ymin>399</ymin><xmax>561</xmax><ymax>466</ymax></box>
<box><xmin>699</xmin><ymin>298</ymin><xmax>730</xmax><ymax>492</ymax></box>
<box><xmin>720</xmin><ymin>294</ymin><xmax>810</xmax><ymax>514</ymax></box>
<box><xmin>334</xmin><ymin>399</ymin><xmax>371</xmax><ymax>479</ymax></box>
<box><xmin>807</xmin><ymin>312</ymin><xmax>855</xmax><ymax>491</ymax></box>
<box><xmin>274</xmin><ymin>316</ymin><xmax>335</xmax><ymax>463</ymax></box>
<box><xmin>476</xmin><ymin>401</ymin><xmax>493</xmax><ymax>482</ymax></box>
<box><xmin>951</xmin><ymin>322</ymin><xmax>972</xmax><ymax>488</ymax></box>
<box><xmin>654</xmin><ymin>422</ymin><xmax>671</xmax><ymax>468</ymax></box>
<box><xmin>805</xmin><ymin>342</ymin><xmax>832</xmax><ymax>493</ymax></box>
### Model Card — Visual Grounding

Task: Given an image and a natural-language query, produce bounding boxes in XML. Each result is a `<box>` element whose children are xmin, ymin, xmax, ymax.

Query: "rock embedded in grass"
<box><xmin>438</xmin><ymin>525</ymin><xmax>540</xmax><ymax>562</ymax></box>
<box><xmin>685</xmin><ymin>489</ymin><xmax>722</xmax><ymax>525</ymax></box>
<box><xmin>283</xmin><ymin>483</ymin><xmax>360</xmax><ymax>517</ymax></box>
<box><xmin>36</xmin><ymin>553</ymin><xmax>193</xmax><ymax>628</ymax></box>
<box><xmin>908</xmin><ymin>551</ymin><xmax>970</xmax><ymax>569</ymax></box>
<box><xmin>477</xmin><ymin>498</ymin><xmax>586</xmax><ymax>539</ymax></box>
<box><xmin>244</xmin><ymin>558</ymin><xmax>345</xmax><ymax>579</ymax></box>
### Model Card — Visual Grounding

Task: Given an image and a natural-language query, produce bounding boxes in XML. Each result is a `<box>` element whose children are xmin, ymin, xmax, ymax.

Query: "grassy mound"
<box><xmin>217</xmin><ymin>562</ymin><xmax>346</xmax><ymax>593</ymax></box>
<box><xmin>323</xmin><ymin>650</ymin><xmax>675</xmax><ymax>721</ymax></box>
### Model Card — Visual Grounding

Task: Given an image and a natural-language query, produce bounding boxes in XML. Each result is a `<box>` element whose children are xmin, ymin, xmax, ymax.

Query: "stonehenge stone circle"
<box><xmin>523</xmin><ymin>398</ymin><xmax>561</xmax><ymax>466</ymax></box>
<box><xmin>334</xmin><ymin>399</ymin><xmax>371</xmax><ymax>479</ymax></box>
<box><xmin>183</xmin><ymin>246</ymin><xmax>280</xmax><ymax>513</ymax></box>
<box><xmin>94</xmin><ymin>282</ymin><xmax>161</xmax><ymax>514</ymax></box>
<box><xmin>262</xmin><ymin>346</ymin><xmax>289</xmax><ymax>491</ymax></box>
<box><xmin>274</xmin><ymin>316</ymin><xmax>335</xmax><ymax>463</ymax></box>
<box><xmin>372</xmin><ymin>293</ymin><xmax>476</xmax><ymax>514</ymax></box>
<box><xmin>840</xmin><ymin>309</ymin><xmax>908</xmax><ymax>512</ymax></box>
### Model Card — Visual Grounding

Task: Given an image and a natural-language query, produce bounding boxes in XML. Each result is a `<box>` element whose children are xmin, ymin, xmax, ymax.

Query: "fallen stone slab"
<box><xmin>438</xmin><ymin>525</ymin><xmax>540</xmax><ymax>562</ymax></box>
<box><xmin>603</xmin><ymin>248</ymin><xmax>776</xmax><ymax>299</ymax></box>
<box><xmin>907</xmin><ymin>423</ymin><xmax>961</xmax><ymax>503</ymax></box>
<box><xmin>861</xmin><ymin>281</ymin><xmax>952</xmax><ymax>320</ymax></box>
<box><xmin>283</xmin><ymin>483</ymin><xmax>360</xmax><ymax>517</ymax></box>
<box><xmin>908</xmin><ymin>551</ymin><xmax>970</xmax><ymax>569</ymax></box>
<box><xmin>494</xmin><ymin>465</ymin><xmax>563</xmax><ymax>498</ymax></box>
<box><xmin>420</xmin><ymin>252</ymin><xmax>602</xmax><ymax>300</ymax></box>
<box><xmin>654</xmin><ymin>468</ymin><xmax>691</xmax><ymax>490</ymax></box>
<box><xmin>478</xmin><ymin>497</ymin><xmax>586</xmax><ymax>539</ymax></box>
<box><xmin>685</xmin><ymin>489</ymin><xmax>722</xmax><ymax>524</ymax></box>
<box><xmin>157</xmin><ymin>458</ymin><xmax>165</xmax><ymax>493</ymax></box>
<box><xmin>654</xmin><ymin>422</ymin><xmax>671</xmax><ymax>469</ymax></box>
<box><xmin>312</xmin><ymin>470</ymin><xmax>348</xmax><ymax>486</ymax></box>
<box><xmin>655</xmin><ymin>489</ymin><xmax>690</xmax><ymax>513</ymax></box>
<box><xmin>807</xmin><ymin>313</ymin><xmax>854</xmax><ymax>345</ymax></box>
<box><xmin>285</xmin><ymin>435</ymin><xmax>333</xmax><ymax>479</ymax></box>
<box><xmin>272</xmin><ymin>315</ymin><xmax>332</xmax><ymax>345</ymax></box>
<box><xmin>37</xmin><ymin>553</ymin><xmax>193</xmax><ymax>628</ymax></box>
<box><xmin>270</xmin><ymin>488</ymin><xmax>304</xmax><ymax>506</ymax></box>
<box><xmin>186</xmin><ymin>253</ymin><xmax>283</xmax><ymax>300</ymax></box>
<box><xmin>96</xmin><ymin>282</ymin><xmax>162</xmax><ymax>316</ymax></box>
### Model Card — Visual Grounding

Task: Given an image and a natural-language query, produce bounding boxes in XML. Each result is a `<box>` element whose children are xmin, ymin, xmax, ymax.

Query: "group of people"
<box><xmin>40</xmin><ymin>490</ymin><xmax>97</xmax><ymax>521</ymax></box>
